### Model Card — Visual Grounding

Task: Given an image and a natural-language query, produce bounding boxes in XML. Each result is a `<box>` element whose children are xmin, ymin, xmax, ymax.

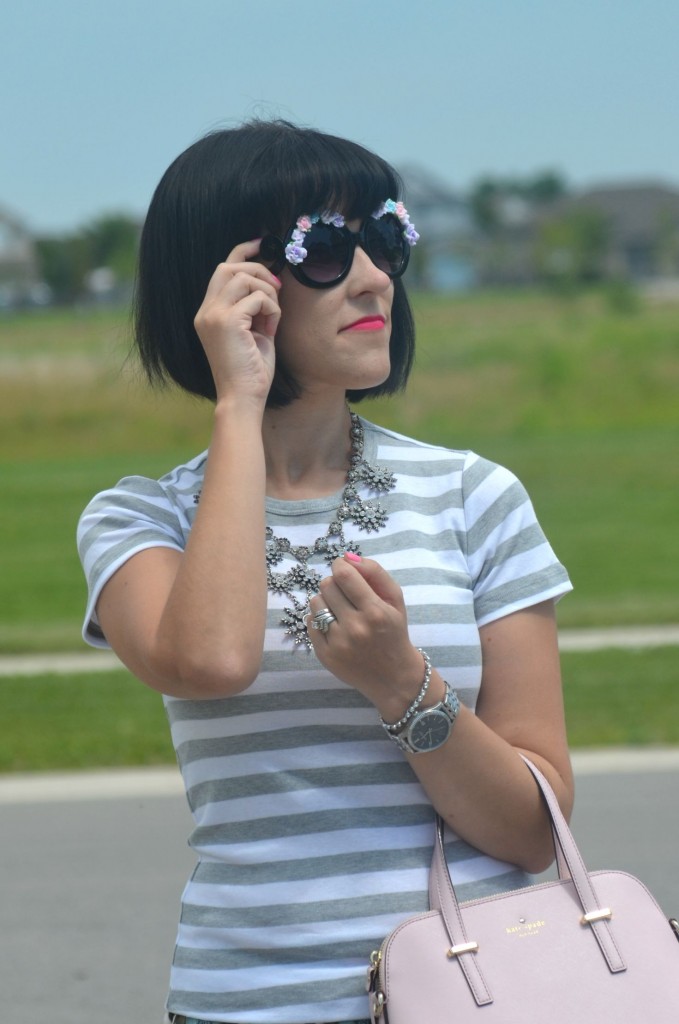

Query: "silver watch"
<box><xmin>386</xmin><ymin>680</ymin><xmax>460</xmax><ymax>754</ymax></box>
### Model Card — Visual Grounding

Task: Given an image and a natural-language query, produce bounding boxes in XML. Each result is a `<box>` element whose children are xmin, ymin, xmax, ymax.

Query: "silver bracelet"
<box><xmin>381</xmin><ymin>649</ymin><xmax>432</xmax><ymax>733</ymax></box>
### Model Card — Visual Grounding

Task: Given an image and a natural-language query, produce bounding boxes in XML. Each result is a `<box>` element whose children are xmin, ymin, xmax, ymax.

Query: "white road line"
<box><xmin>1</xmin><ymin>625</ymin><xmax>678</xmax><ymax>677</ymax></box>
<box><xmin>0</xmin><ymin>767</ymin><xmax>185</xmax><ymax>804</ymax></box>
<box><xmin>570</xmin><ymin>747</ymin><xmax>679</xmax><ymax>774</ymax></box>
<box><xmin>0</xmin><ymin>651</ymin><xmax>123</xmax><ymax>676</ymax></box>
<box><xmin>558</xmin><ymin>625</ymin><xmax>679</xmax><ymax>651</ymax></box>
<box><xmin>2</xmin><ymin>748</ymin><xmax>678</xmax><ymax>805</ymax></box>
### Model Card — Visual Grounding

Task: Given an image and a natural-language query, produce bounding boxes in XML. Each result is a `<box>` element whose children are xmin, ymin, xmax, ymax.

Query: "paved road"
<box><xmin>1</xmin><ymin>755</ymin><xmax>678</xmax><ymax>1024</ymax></box>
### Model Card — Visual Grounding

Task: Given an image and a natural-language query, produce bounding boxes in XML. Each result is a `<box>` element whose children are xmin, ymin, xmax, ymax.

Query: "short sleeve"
<box><xmin>77</xmin><ymin>475</ymin><xmax>186</xmax><ymax>648</ymax></box>
<box><xmin>461</xmin><ymin>454</ymin><xmax>572</xmax><ymax>626</ymax></box>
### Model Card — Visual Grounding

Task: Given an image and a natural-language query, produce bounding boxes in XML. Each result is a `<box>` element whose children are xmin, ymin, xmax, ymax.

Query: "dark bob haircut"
<box><xmin>134</xmin><ymin>119</ymin><xmax>415</xmax><ymax>406</ymax></box>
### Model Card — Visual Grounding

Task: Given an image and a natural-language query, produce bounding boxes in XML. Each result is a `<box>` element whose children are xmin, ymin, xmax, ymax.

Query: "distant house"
<box><xmin>542</xmin><ymin>182</ymin><xmax>679</xmax><ymax>282</ymax></box>
<box><xmin>0</xmin><ymin>207</ymin><xmax>43</xmax><ymax>306</ymax></box>
<box><xmin>399</xmin><ymin>165</ymin><xmax>478</xmax><ymax>290</ymax></box>
<box><xmin>472</xmin><ymin>207</ymin><xmax>538</xmax><ymax>288</ymax></box>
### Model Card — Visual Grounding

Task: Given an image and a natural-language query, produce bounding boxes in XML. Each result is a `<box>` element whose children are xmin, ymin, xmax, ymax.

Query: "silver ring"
<box><xmin>310</xmin><ymin>609</ymin><xmax>337</xmax><ymax>634</ymax></box>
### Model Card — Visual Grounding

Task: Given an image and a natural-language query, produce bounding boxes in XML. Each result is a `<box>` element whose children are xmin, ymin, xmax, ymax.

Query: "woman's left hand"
<box><xmin>306</xmin><ymin>554</ymin><xmax>426</xmax><ymax>720</ymax></box>
<box><xmin>309</xmin><ymin>554</ymin><xmax>575</xmax><ymax>874</ymax></box>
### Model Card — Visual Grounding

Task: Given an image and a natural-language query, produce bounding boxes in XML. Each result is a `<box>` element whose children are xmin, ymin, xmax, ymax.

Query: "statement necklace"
<box><xmin>265</xmin><ymin>414</ymin><xmax>397</xmax><ymax>648</ymax></box>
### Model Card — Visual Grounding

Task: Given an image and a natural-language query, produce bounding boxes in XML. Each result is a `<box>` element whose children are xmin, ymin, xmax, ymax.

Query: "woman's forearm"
<box><xmin>402</xmin><ymin>681</ymin><xmax>573</xmax><ymax>873</ymax></box>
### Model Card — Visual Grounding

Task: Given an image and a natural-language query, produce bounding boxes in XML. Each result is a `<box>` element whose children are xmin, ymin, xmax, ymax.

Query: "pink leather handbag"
<box><xmin>367</xmin><ymin>758</ymin><xmax>679</xmax><ymax>1023</ymax></box>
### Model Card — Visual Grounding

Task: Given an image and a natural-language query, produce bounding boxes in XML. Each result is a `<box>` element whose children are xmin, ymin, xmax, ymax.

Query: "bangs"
<box><xmin>239</xmin><ymin>122</ymin><xmax>403</xmax><ymax>236</ymax></box>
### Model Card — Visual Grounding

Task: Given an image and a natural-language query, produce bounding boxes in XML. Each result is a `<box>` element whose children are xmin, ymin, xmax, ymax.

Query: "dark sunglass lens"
<box><xmin>366</xmin><ymin>215</ymin><xmax>407</xmax><ymax>275</ymax></box>
<box><xmin>298</xmin><ymin>224</ymin><xmax>350</xmax><ymax>283</ymax></box>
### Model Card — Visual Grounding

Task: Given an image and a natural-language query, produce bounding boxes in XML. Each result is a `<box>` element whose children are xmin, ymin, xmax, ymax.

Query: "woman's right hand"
<box><xmin>193</xmin><ymin>239</ymin><xmax>282</xmax><ymax>406</ymax></box>
<box><xmin>99</xmin><ymin>239</ymin><xmax>280</xmax><ymax>700</ymax></box>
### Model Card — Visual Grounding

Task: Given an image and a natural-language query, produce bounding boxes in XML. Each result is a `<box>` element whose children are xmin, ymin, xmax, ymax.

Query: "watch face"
<box><xmin>408</xmin><ymin>709</ymin><xmax>451</xmax><ymax>752</ymax></box>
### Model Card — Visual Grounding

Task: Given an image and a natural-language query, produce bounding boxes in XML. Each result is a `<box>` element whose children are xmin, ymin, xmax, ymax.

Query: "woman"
<box><xmin>78</xmin><ymin>120</ymin><xmax>574</xmax><ymax>1024</ymax></box>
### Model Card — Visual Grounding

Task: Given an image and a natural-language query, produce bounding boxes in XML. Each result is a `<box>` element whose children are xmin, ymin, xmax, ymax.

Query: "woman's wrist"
<box><xmin>214</xmin><ymin>391</ymin><xmax>267</xmax><ymax>424</ymax></box>
<box><xmin>374</xmin><ymin>648</ymin><xmax>447</xmax><ymax>725</ymax></box>
<box><xmin>381</xmin><ymin>649</ymin><xmax>432</xmax><ymax>732</ymax></box>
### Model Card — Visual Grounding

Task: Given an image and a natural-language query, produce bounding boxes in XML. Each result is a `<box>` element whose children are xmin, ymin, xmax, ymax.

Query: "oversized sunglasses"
<box><xmin>259</xmin><ymin>202</ymin><xmax>419</xmax><ymax>289</ymax></box>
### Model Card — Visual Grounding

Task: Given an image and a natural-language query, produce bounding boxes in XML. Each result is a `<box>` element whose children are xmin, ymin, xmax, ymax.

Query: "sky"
<box><xmin>2</xmin><ymin>0</ymin><xmax>678</xmax><ymax>234</ymax></box>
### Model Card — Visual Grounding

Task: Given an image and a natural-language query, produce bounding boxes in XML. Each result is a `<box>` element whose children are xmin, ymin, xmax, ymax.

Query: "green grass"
<box><xmin>562</xmin><ymin>647</ymin><xmax>679</xmax><ymax>747</ymax></box>
<box><xmin>1</xmin><ymin>289</ymin><xmax>678</xmax><ymax>653</ymax></box>
<box><xmin>0</xmin><ymin>670</ymin><xmax>173</xmax><ymax>773</ymax></box>
<box><xmin>1</xmin><ymin>645</ymin><xmax>677</xmax><ymax>772</ymax></box>
<box><xmin>2</xmin><ymin>293</ymin><xmax>676</xmax><ymax>773</ymax></box>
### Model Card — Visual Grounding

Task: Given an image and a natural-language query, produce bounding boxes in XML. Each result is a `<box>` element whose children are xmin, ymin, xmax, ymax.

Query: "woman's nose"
<box><xmin>349</xmin><ymin>244</ymin><xmax>392</xmax><ymax>292</ymax></box>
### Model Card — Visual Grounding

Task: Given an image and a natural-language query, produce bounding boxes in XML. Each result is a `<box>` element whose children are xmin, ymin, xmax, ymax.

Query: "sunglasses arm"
<box><xmin>258</xmin><ymin>235</ymin><xmax>287</xmax><ymax>277</ymax></box>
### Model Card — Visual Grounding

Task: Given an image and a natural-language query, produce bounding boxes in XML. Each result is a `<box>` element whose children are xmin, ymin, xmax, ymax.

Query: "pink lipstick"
<box><xmin>342</xmin><ymin>316</ymin><xmax>387</xmax><ymax>332</ymax></box>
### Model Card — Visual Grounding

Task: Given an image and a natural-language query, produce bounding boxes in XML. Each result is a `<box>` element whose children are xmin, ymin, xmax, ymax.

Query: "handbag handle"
<box><xmin>428</xmin><ymin>757</ymin><xmax>627</xmax><ymax>1007</ymax></box>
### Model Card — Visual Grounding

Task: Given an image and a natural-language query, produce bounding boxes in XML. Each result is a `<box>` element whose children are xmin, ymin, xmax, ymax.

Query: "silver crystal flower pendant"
<box><xmin>350</xmin><ymin>500</ymin><xmax>388</xmax><ymax>532</ymax></box>
<box><xmin>281</xmin><ymin>602</ymin><xmax>312</xmax><ymax>648</ymax></box>
<box><xmin>266</xmin><ymin>414</ymin><xmax>396</xmax><ymax>648</ymax></box>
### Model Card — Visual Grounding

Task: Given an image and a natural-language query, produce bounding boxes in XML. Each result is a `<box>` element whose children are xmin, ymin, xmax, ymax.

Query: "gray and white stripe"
<box><xmin>77</xmin><ymin>419</ymin><xmax>571</xmax><ymax>1022</ymax></box>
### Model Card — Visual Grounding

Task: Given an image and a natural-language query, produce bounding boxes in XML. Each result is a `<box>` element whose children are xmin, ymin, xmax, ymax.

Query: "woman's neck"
<box><xmin>262</xmin><ymin>393</ymin><xmax>354</xmax><ymax>500</ymax></box>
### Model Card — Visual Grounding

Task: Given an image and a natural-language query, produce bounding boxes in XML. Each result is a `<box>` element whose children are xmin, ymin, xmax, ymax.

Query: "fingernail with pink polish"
<box><xmin>345</xmin><ymin>551</ymin><xmax>362</xmax><ymax>563</ymax></box>
<box><xmin>271</xmin><ymin>274</ymin><xmax>282</xmax><ymax>285</ymax></box>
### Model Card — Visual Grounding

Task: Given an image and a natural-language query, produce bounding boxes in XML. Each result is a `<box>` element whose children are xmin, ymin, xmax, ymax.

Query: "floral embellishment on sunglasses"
<box><xmin>285</xmin><ymin>211</ymin><xmax>346</xmax><ymax>265</ymax></box>
<box><xmin>284</xmin><ymin>199</ymin><xmax>419</xmax><ymax>267</ymax></box>
<box><xmin>373</xmin><ymin>199</ymin><xmax>420</xmax><ymax>247</ymax></box>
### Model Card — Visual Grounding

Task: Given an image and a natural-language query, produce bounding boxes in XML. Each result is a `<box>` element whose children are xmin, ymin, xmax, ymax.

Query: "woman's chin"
<box><xmin>345</xmin><ymin>356</ymin><xmax>392</xmax><ymax>391</ymax></box>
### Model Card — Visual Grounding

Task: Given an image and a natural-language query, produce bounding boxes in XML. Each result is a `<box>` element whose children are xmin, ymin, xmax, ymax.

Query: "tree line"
<box><xmin>35</xmin><ymin>213</ymin><xmax>140</xmax><ymax>304</ymax></box>
<box><xmin>35</xmin><ymin>171</ymin><xmax>618</xmax><ymax>303</ymax></box>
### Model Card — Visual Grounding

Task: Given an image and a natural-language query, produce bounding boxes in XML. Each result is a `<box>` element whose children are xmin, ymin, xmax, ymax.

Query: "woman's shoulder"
<box><xmin>361</xmin><ymin>417</ymin><xmax>468</xmax><ymax>463</ymax></box>
<box><xmin>80</xmin><ymin>449</ymin><xmax>209</xmax><ymax>523</ymax></box>
<box><xmin>360</xmin><ymin>418</ymin><xmax>516</xmax><ymax>486</ymax></box>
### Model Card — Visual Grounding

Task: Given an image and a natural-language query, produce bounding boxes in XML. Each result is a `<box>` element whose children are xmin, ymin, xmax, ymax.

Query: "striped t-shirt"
<box><xmin>77</xmin><ymin>418</ymin><xmax>571</xmax><ymax>1024</ymax></box>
